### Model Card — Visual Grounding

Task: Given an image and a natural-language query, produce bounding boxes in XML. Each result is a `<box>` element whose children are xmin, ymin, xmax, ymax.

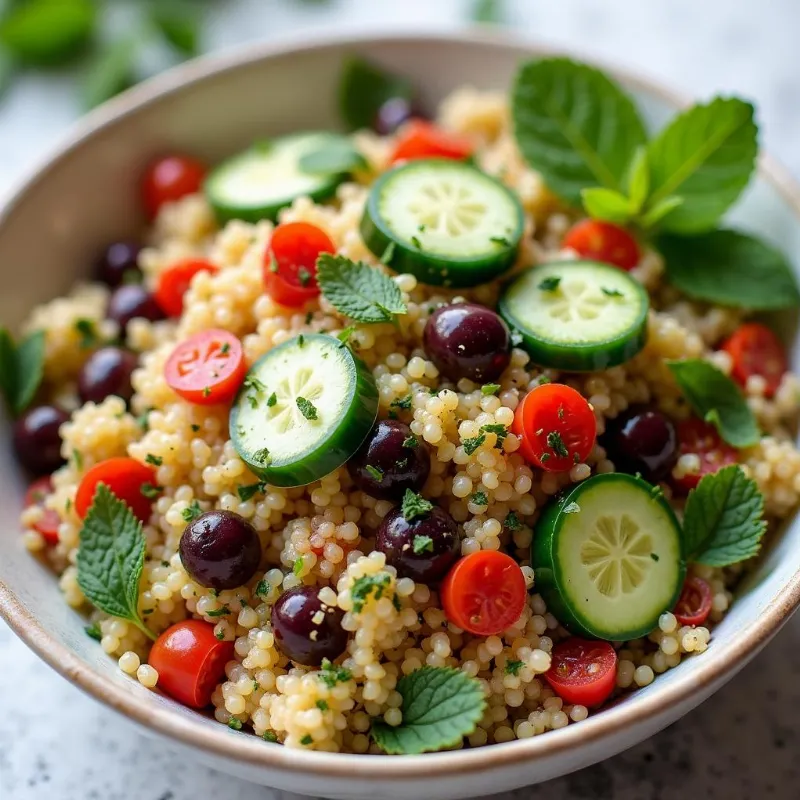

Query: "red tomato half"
<box><xmin>389</xmin><ymin>120</ymin><xmax>474</xmax><ymax>164</ymax></box>
<box><xmin>24</xmin><ymin>476</ymin><xmax>61</xmax><ymax>545</ymax></box>
<box><xmin>440</xmin><ymin>551</ymin><xmax>527</xmax><ymax>636</ymax></box>
<box><xmin>512</xmin><ymin>383</ymin><xmax>597</xmax><ymax>472</ymax></box>
<box><xmin>721</xmin><ymin>322</ymin><xmax>787</xmax><ymax>398</ymax></box>
<box><xmin>155</xmin><ymin>259</ymin><xmax>219</xmax><ymax>318</ymax></box>
<box><xmin>264</xmin><ymin>222</ymin><xmax>335</xmax><ymax>307</ymax></box>
<box><xmin>562</xmin><ymin>219</ymin><xmax>640</xmax><ymax>271</ymax></box>
<box><xmin>165</xmin><ymin>329</ymin><xmax>246</xmax><ymax>406</ymax></box>
<box><xmin>75</xmin><ymin>457</ymin><xmax>157</xmax><ymax>521</ymax></box>
<box><xmin>544</xmin><ymin>638</ymin><xmax>618</xmax><ymax>707</ymax></box>
<box><xmin>148</xmin><ymin>619</ymin><xmax>234</xmax><ymax>709</ymax></box>
<box><xmin>142</xmin><ymin>155</ymin><xmax>206</xmax><ymax>219</ymax></box>
<box><xmin>672</xmin><ymin>419</ymin><xmax>738</xmax><ymax>493</ymax></box>
<box><xmin>673</xmin><ymin>576</ymin><xmax>713</xmax><ymax>627</ymax></box>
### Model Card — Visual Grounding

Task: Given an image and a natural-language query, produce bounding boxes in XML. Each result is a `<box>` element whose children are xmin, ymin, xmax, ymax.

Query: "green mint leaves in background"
<box><xmin>512</xmin><ymin>57</ymin><xmax>798</xmax><ymax>310</ymax></box>
<box><xmin>76</xmin><ymin>483</ymin><xmax>156</xmax><ymax>641</ymax></box>
<box><xmin>682</xmin><ymin>465</ymin><xmax>767</xmax><ymax>567</ymax></box>
<box><xmin>370</xmin><ymin>666</ymin><xmax>486</xmax><ymax>754</ymax></box>
<box><xmin>657</xmin><ymin>229</ymin><xmax>800</xmax><ymax>309</ymax></box>
<box><xmin>0</xmin><ymin>327</ymin><xmax>45</xmax><ymax>416</ymax></box>
<box><xmin>666</xmin><ymin>359</ymin><xmax>760</xmax><ymax>448</ymax></box>
<box><xmin>316</xmin><ymin>254</ymin><xmax>407</xmax><ymax>324</ymax></box>
<box><xmin>339</xmin><ymin>56</ymin><xmax>414</xmax><ymax>132</ymax></box>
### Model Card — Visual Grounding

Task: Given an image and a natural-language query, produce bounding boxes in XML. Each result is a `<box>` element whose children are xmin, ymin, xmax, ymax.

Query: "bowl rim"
<box><xmin>2</xmin><ymin>25</ymin><xmax>800</xmax><ymax>781</ymax></box>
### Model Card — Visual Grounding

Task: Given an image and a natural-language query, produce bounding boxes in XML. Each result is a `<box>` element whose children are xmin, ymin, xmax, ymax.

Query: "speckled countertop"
<box><xmin>2</xmin><ymin>1</ymin><xmax>800</xmax><ymax>798</ymax></box>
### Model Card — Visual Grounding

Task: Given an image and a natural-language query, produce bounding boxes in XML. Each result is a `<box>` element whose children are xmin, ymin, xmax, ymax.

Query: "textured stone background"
<box><xmin>2</xmin><ymin>1</ymin><xmax>799</xmax><ymax>798</ymax></box>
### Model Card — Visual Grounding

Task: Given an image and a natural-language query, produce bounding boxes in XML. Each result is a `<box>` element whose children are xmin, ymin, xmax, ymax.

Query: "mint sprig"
<box><xmin>316</xmin><ymin>254</ymin><xmax>407</xmax><ymax>324</ymax></box>
<box><xmin>401</xmin><ymin>489</ymin><xmax>433</xmax><ymax>522</ymax></box>
<box><xmin>658</xmin><ymin>229</ymin><xmax>800</xmax><ymax>310</ymax></box>
<box><xmin>76</xmin><ymin>484</ymin><xmax>156</xmax><ymax>641</ymax></box>
<box><xmin>0</xmin><ymin>327</ymin><xmax>45</xmax><ymax>416</ymax></box>
<box><xmin>683</xmin><ymin>465</ymin><xmax>766</xmax><ymax>566</ymax></box>
<box><xmin>512</xmin><ymin>57</ymin><xmax>647</xmax><ymax>205</ymax></box>
<box><xmin>370</xmin><ymin>666</ymin><xmax>486</xmax><ymax>755</ymax></box>
<box><xmin>666</xmin><ymin>359</ymin><xmax>759</xmax><ymax>448</ymax></box>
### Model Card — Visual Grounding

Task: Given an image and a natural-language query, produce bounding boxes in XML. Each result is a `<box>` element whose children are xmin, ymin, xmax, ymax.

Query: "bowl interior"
<box><xmin>1</xmin><ymin>31</ymin><xmax>799</xmax><ymax>798</ymax></box>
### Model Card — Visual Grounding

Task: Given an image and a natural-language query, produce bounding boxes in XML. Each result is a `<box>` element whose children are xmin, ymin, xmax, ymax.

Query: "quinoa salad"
<box><xmin>7</xmin><ymin>55</ymin><xmax>800</xmax><ymax>755</ymax></box>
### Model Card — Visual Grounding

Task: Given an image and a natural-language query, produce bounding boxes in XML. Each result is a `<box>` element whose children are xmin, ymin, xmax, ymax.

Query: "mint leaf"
<box><xmin>317</xmin><ymin>254</ymin><xmax>407</xmax><ymax>324</ymax></box>
<box><xmin>512</xmin><ymin>58</ymin><xmax>647</xmax><ymax>205</ymax></box>
<box><xmin>683</xmin><ymin>465</ymin><xmax>766</xmax><ymax>566</ymax></box>
<box><xmin>639</xmin><ymin>195</ymin><xmax>684</xmax><ymax>229</ymax></box>
<box><xmin>658</xmin><ymin>228</ymin><xmax>800</xmax><ymax>310</ymax></box>
<box><xmin>626</xmin><ymin>146</ymin><xmax>650</xmax><ymax>213</ymax></box>
<box><xmin>401</xmin><ymin>489</ymin><xmax>433</xmax><ymax>522</ymax></box>
<box><xmin>299</xmin><ymin>137</ymin><xmax>367</xmax><ymax>175</ymax></box>
<box><xmin>370</xmin><ymin>667</ymin><xmax>486</xmax><ymax>754</ymax></box>
<box><xmin>150</xmin><ymin>0</ymin><xmax>200</xmax><ymax>57</ymax></box>
<box><xmin>76</xmin><ymin>484</ymin><xmax>155</xmax><ymax>641</ymax></box>
<box><xmin>83</xmin><ymin>37</ymin><xmax>138</xmax><ymax>109</ymax></box>
<box><xmin>646</xmin><ymin>97</ymin><xmax>758</xmax><ymax>234</ymax></box>
<box><xmin>339</xmin><ymin>57</ymin><xmax>413</xmax><ymax>131</ymax></box>
<box><xmin>296</xmin><ymin>397</ymin><xmax>318</xmax><ymax>421</ymax></box>
<box><xmin>0</xmin><ymin>0</ymin><xmax>96</xmax><ymax>67</ymax></box>
<box><xmin>0</xmin><ymin>327</ymin><xmax>45</xmax><ymax>416</ymax></box>
<box><xmin>350</xmin><ymin>572</ymin><xmax>392</xmax><ymax>613</ymax></box>
<box><xmin>666</xmin><ymin>359</ymin><xmax>759</xmax><ymax>448</ymax></box>
<box><xmin>581</xmin><ymin>187</ymin><xmax>633</xmax><ymax>224</ymax></box>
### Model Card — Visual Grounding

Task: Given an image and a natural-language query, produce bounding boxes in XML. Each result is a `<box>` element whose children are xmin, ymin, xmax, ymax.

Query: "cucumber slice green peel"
<box><xmin>360</xmin><ymin>158</ymin><xmax>524</xmax><ymax>288</ymax></box>
<box><xmin>532</xmin><ymin>473</ymin><xmax>685</xmax><ymax>640</ymax></box>
<box><xmin>205</xmin><ymin>132</ymin><xmax>353</xmax><ymax>224</ymax></box>
<box><xmin>229</xmin><ymin>334</ymin><xmax>378</xmax><ymax>487</ymax></box>
<box><xmin>498</xmin><ymin>261</ymin><xmax>649</xmax><ymax>371</ymax></box>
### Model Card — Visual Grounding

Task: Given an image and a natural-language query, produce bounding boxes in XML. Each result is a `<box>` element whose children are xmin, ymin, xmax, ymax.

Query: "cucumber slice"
<box><xmin>360</xmin><ymin>158</ymin><xmax>524</xmax><ymax>287</ymax></box>
<box><xmin>498</xmin><ymin>261</ymin><xmax>649</xmax><ymax>371</ymax></box>
<box><xmin>230</xmin><ymin>334</ymin><xmax>378</xmax><ymax>487</ymax></box>
<box><xmin>532</xmin><ymin>473</ymin><xmax>685</xmax><ymax>640</ymax></box>
<box><xmin>205</xmin><ymin>133</ymin><xmax>349</xmax><ymax>224</ymax></box>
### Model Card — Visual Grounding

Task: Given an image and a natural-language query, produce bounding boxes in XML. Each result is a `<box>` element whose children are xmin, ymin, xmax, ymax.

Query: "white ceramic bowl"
<box><xmin>1</xmin><ymin>29</ymin><xmax>799</xmax><ymax>800</ymax></box>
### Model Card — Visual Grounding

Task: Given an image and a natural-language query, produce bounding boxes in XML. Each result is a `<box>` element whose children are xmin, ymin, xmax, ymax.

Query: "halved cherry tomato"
<box><xmin>562</xmin><ymin>219</ymin><xmax>640</xmax><ymax>271</ymax></box>
<box><xmin>389</xmin><ymin>120</ymin><xmax>474</xmax><ymax>164</ymax></box>
<box><xmin>440</xmin><ymin>550</ymin><xmax>527</xmax><ymax>636</ymax></box>
<box><xmin>512</xmin><ymin>383</ymin><xmax>597</xmax><ymax>472</ymax></box>
<box><xmin>672</xmin><ymin>419</ymin><xmax>738</xmax><ymax>493</ymax></box>
<box><xmin>155</xmin><ymin>259</ymin><xmax>219</xmax><ymax>318</ymax></box>
<box><xmin>148</xmin><ymin>619</ymin><xmax>234</xmax><ymax>709</ymax></box>
<box><xmin>263</xmin><ymin>222</ymin><xmax>335</xmax><ymax>307</ymax></box>
<box><xmin>165</xmin><ymin>329</ymin><xmax>246</xmax><ymax>406</ymax></box>
<box><xmin>673</xmin><ymin>575</ymin><xmax>713</xmax><ymax>626</ymax></box>
<box><xmin>142</xmin><ymin>155</ymin><xmax>206</xmax><ymax>219</ymax></box>
<box><xmin>75</xmin><ymin>457</ymin><xmax>157</xmax><ymax>521</ymax></box>
<box><xmin>544</xmin><ymin>638</ymin><xmax>618</xmax><ymax>707</ymax></box>
<box><xmin>721</xmin><ymin>322</ymin><xmax>787</xmax><ymax>398</ymax></box>
<box><xmin>24</xmin><ymin>476</ymin><xmax>61</xmax><ymax>545</ymax></box>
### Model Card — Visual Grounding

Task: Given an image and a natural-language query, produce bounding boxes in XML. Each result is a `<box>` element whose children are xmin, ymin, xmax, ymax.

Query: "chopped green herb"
<box><xmin>481</xmin><ymin>423</ymin><xmax>508</xmax><ymax>447</ymax></box>
<box><xmin>255</xmin><ymin>580</ymin><xmax>269</xmax><ymax>598</ymax></box>
<box><xmin>266</xmin><ymin>392</ymin><xmax>277</xmax><ymax>408</ymax></box>
<box><xmin>538</xmin><ymin>276</ymin><xmax>561</xmax><ymax>292</ymax></box>
<box><xmin>206</xmin><ymin>606</ymin><xmax>231</xmax><ymax>618</ymax></box>
<box><xmin>305</xmin><ymin>311</ymin><xmax>314</xmax><ymax>325</ymax></box>
<box><xmin>504</xmin><ymin>511</ymin><xmax>522</xmax><ymax>531</ymax></box>
<box><xmin>181</xmin><ymin>500</ymin><xmax>203</xmax><ymax>522</ymax></box>
<box><xmin>381</xmin><ymin>241</ymin><xmax>396</xmax><ymax>265</ymax></box>
<box><xmin>190</xmin><ymin>423</ymin><xmax>200</xmax><ymax>432</ymax></box>
<box><xmin>237</xmin><ymin>482</ymin><xmax>265</xmax><ymax>502</ymax></box>
<box><xmin>350</xmin><ymin>572</ymin><xmax>392</xmax><ymax>613</ymax></box>
<box><xmin>601</xmin><ymin>287</ymin><xmax>624</xmax><ymax>298</ymax></box>
<box><xmin>300</xmin><ymin>734</ymin><xmax>313</xmax><ymax>746</ymax></box>
<box><xmin>318</xmin><ymin>658</ymin><xmax>353</xmax><ymax>688</ymax></box>
<box><xmin>72</xmin><ymin>448</ymin><xmax>84</xmax><ymax>471</ymax></box>
<box><xmin>297</xmin><ymin>268</ymin><xmax>312</xmax><ymax>288</ymax></box>
<box><xmin>145</xmin><ymin>453</ymin><xmax>163</xmax><ymax>467</ymax></box>
<box><xmin>462</xmin><ymin>433</ymin><xmax>486</xmax><ymax>455</ymax></box>
<box><xmin>293</xmin><ymin>557</ymin><xmax>304</xmax><ymax>576</ymax></box>
<box><xmin>650</xmin><ymin>553</ymin><xmax>660</xmax><ymax>562</ymax></box>
<box><xmin>137</xmin><ymin>410</ymin><xmax>153</xmax><ymax>431</ymax></box>
<box><xmin>263</xmin><ymin>731</ymin><xmax>279</xmax><ymax>743</ymax></box>
<box><xmin>337</xmin><ymin>325</ymin><xmax>357</xmax><ymax>346</ymax></box>
<box><xmin>403</xmin><ymin>435</ymin><xmax>419</xmax><ymax>449</ymax></box>
<box><xmin>490</xmin><ymin>235</ymin><xmax>511</xmax><ymax>246</ymax></box>
<box><xmin>140</xmin><ymin>482</ymin><xmax>161</xmax><ymax>499</ymax></box>
<box><xmin>316</xmin><ymin>699</ymin><xmax>329</xmax><ymax>711</ymax></box>
<box><xmin>471</xmin><ymin>491</ymin><xmax>489</xmax><ymax>507</ymax></box>
<box><xmin>410</xmin><ymin>235</ymin><xmax>422</xmax><ymax>249</ymax></box>
<box><xmin>412</xmin><ymin>535</ymin><xmax>434</xmax><ymax>554</ymax></box>
<box><xmin>215</xmin><ymin>629</ymin><xmax>226</xmax><ymax>641</ymax></box>
<box><xmin>74</xmin><ymin>318</ymin><xmax>98</xmax><ymax>349</ymax></box>
<box><xmin>547</xmin><ymin>430</ymin><xmax>569</xmax><ymax>458</ymax></box>
<box><xmin>391</xmin><ymin>394</ymin><xmax>413</xmax><ymax>410</ymax></box>
<box><xmin>252</xmin><ymin>448</ymin><xmax>271</xmax><ymax>465</ymax></box>
<box><xmin>481</xmin><ymin>383</ymin><xmax>501</xmax><ymax>395</ymax></box>
<box><xmin>365</xmin><ymin>464</ymin><xmax>384</xmax><ymax>481</ymax></box>
<box><xmin>202</xmin><ymin>386</ymin><xmax>211</xmax><ymax>398</ymax></box>
<box><xmin>504</xmin><ymin>659</ymin><xmax>525</xmax><ymax>676</ymax></box>
<box><xmin>540</xmin><ymin>452</ymin><xmax>551</xmax><ymax>463</ymax></box>
<box><xmin>401</xmin><ymin>489</ymin><xmax>434</xmax><ymax>522</ymax></box>
<box><xmin>296</xmin><ymin>397</ymin><xmax>318</xmax><ymax>420</ymax></box>
<box><xmin>220</xmin><ymin>342</ymin><xmax>230</xmax><ymax>355</ymax></box>
<box><xmin>244</xmin><ymin>374</ymin><xmax>266</xmax><ymax>393</ymax></box>
<box><xmin>228</xmin><ymin>718</ymin><xmax>243</xmax><ymax>731</ymax></box>
<box><xmin>297</xmin><ymin>334</ymin><xmax>305</xmax><ymax>348</ymax></box>
<box><xmin>84</xmin><ymin>623</ymin><xmax>102</xmax><ymax>641</ymax></box>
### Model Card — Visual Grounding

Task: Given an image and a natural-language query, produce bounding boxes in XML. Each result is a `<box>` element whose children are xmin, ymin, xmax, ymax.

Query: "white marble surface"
<box><xmin>2</xmin><ymin>1</ymin><xmax>800</xmax><ymax>798</ymax></box>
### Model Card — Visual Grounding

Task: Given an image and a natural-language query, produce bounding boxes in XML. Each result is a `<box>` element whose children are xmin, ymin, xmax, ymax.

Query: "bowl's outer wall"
<box><xmin>1</xmin><ymin>33</ymin><xmax>800</xmax><ymax>800</ymax></box>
